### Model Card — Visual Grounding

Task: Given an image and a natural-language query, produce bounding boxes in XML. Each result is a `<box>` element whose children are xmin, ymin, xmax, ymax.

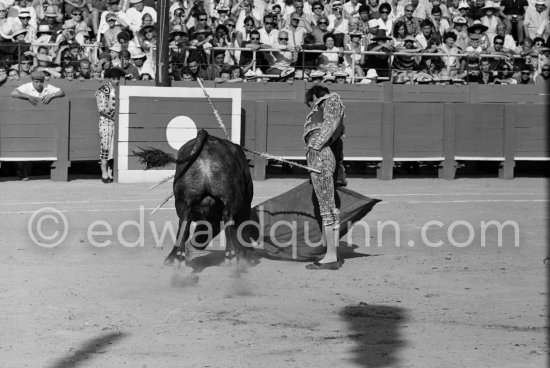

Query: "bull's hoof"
<box><xmin>164</xmin><ymin>251</ymin><xmax>185</xmax><ymax>266</ymax></box>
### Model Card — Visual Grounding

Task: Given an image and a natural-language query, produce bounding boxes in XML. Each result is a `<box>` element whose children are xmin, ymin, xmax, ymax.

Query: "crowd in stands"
<box><xmin>0</xmin><ymin>0</ymin><xmax>549</xmax><ymax>85</ymax></box>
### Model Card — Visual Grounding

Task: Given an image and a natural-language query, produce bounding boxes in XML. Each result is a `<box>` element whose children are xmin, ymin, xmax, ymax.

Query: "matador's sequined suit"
<box><xmin>303</xmin><ymin>93</ymin><xmax>345</xmax><ymax>227</ymax></box>
<box><xmin>95</xmin><ymin>83</ymin><xmax>116</xmax><ymax>160</ymax></box>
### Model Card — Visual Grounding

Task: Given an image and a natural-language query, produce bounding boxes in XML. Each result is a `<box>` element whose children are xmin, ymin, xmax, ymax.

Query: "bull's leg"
<box><xmin>164</xmin><ymin>217</ymin><xmax>191</xmax><ymax>266</ymax></box>
<box><xmin>223</xmin><ymin>211</ymin><xmax>250</xmax><ymax>273</ymax></box>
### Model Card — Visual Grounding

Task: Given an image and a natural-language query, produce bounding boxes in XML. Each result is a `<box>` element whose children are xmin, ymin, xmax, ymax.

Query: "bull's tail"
<box><xmin>133</xmin><ymin>130</ymin><xmax>209</xmax><ymax>171</ymax></box>
<box><xmin>172</xmin><ymin>129</ymin><xmax>209</xmax><ymax>183</ymax></box>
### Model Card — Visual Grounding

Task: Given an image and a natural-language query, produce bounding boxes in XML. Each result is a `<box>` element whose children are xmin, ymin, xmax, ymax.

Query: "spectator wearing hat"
<box><xmin>212</xmin><ymin>4</ymin><xmax>231</xmax><ymax>28</ymax></box>
<box><xmin>12</xmin><ymin>0</ymin><xmax>37</xmax><ymax>28</ymax></box>
<box><xmin>523</xmin><ymin>0</ymin><xmax>548</xmax><ymax>40</ymax></box>
<box><xmin>327</xmin><ymin>2</ymin><xmax>348</xmax><ymax>46</ymax></box>
<box><xmin>97</xmin><ymin>0</ymin><xmax>130</xmax><ymax>43</ymax></box>
<box><xmin>456</xmin><ymin>0</ymin><xmax>473</xmax><ymax>26</ymax></box>
<box><xmin>308</xmin><ymin>69</ymin><xmax>325</xmax><ymax>82</ymax></box>
<box><xmin>467</xmin><ymin>20</ymin><xmax>490</xmax><ymax>50</ymax></box>
<box><xmin>500</xmin><ymin>0</ymin><xmax>528</xmax><ymax>44</ymax></box>
<box><xmin>32</xmin><ymin>24</ymin><xmax>54</xmax><ymax>55</ymax></box>
<box><xmin>365</xmin><ymin>29</ymin><xmax>393</xmax><ymax>77</ymax></box>
<box><xmin>480</xmin><ymin>1</ymin><xmax>504</xmax><ymax>47</ymax></box>
<box><xmin>344</xmin><ymin>30</ymin><xmax>366</xmax><ymax>78</ymax></box>
<box><xmin>451</xmin><ymin>16</ymin><xmax>470</xmax><ymax>50</ymax></box>
<box><xmin>364</xmin><ymin>18</ymin><xmax>381</xmax><ymax>46</ymax></box>
<box><xmin>131</xmin><ymin>50</ymin><xmax>155</xmax><ymax>78</ymax></box>
<box><xmin>333</xmin><ymin>70</ymin><xmax>348</xmax><ymax>83</ymax></box>
<box><xmin>344</xmin><ymin>16</ymin><xmax>363</xmax><ymax>43</ymax></box>
<box><xmin>137</xmin><ymin>23</ymin><xmax>156</xmax><ymax>58</ymax></box>
<box><xmin>39</xmin><ymin>6</ymin><xmax>63</xmax><ymax>36</ymax></box>
<box><xmin>125</xmin><ymin>0</ymin><xmax>156</xmax><ymax>33</ymax></box>
<box><xmin>277</xmin><ymin>66</ymin><xmax>296</xmax><ymax>83</ymax></box>
<box><xmin>396</xmin><ymin>3</ymin><xmax>422</xmax><ymax>36</ymax></box>
<box><xmin>14</xmin><ymin>9</ymin><xmax>36</xmax><ymax>43</ymax></box>
<box><xmin>56</xmin><ymin>20</ymin><xmax>79</xmax><ymax>46</ymax></box>
<box><xmin>460</xmin><ymin>33</ymin><xmax>484</xmax><ymax>81</ymax></box>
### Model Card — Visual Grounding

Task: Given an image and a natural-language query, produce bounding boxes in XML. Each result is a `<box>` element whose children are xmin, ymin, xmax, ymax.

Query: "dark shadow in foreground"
<box><xmin>48</xmin><ymin>331</ymin><xmax>127</xmax><ymax>368</ymax></box>
<box><xmin>340</xmin><ymin>304</ymin><xmax>407</xmax><ymax>368</ymax></box>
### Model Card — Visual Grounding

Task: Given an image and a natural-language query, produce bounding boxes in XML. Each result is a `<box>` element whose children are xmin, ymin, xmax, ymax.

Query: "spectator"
<box><xmin>392</xmin><ymin>34</ymin><xmax>421</xmax><ymax>82</ymax></box>
<box><xmin>456</xmin><ymin>1</ymin><xmax>474</xmax><ymax>26</ymax></box>
<box><xmin>392</xmin><ymin>20</ymin><xmax>410</xmax><ymax>48</ymax></box>
<box><xmin>61</xmin><ymin>63</ymin><xmax>77</xmax><ymax>80</ymax></box>
<box><xmin>213</xmin><ymin>5</ymin><xmax>231</xmax><ymax>28</ymax></box>
<box><xmin>311</xmin><ymin>15</ymin><xmax>330</xmax><ymax>43</ymax></box>
<box><xmin>495</xmin><ymin>23</ymin><xmax>517</xmax><ymax>51</ymax></box>
<box><xmin>238</xmin><ymin>29</ymin><xmax>266</xmax><ymax>72</ymax></box>
<box><xmin>232</xmin><ymin>0</ymin><xmax>260</xmax><ymax>35</ymax></box>
<box><xmin>327</xmin><ymin>2</ymin><xmax>348</xmax><ymax>46</ymax></box>
<box><xmin>447</xmin><ymin>0</ymin><xmax>462</xmax><ymax>20</ymax></box>
<box><xmin>205</xmin><ymin>49</ymin><xmax>226</xmax><ymax>80</ymax></box>
<box><xmin>468</xmin><ymin>0</ymin><xmax>487</xmax><ymax>21</ymax></box>
<box><xmin>364</xmin><ymin>19</ymin><xmax>380</xmax><ymax>46</ymax></box>
<box><xmin>494</xmin><ymin>61</ymin><xmax>518</xmax><ymax>84</ymax></box>
<box><xmin>15</xmin><ymin>54</ymin><xmax>33</xmax><ymax>77</ymax></box>
<box><xmin>480</xmin><ymin>1</ymin><xmax>504</xmax><ymax>47</ymax></box>
<box><xmin>467</xmin><ymin>20</ymin><xmax>490</xmax><ymax>50</ymax></box>
<box><xmin>357</xmin><ymin>4</ymin><xmax>371</xmax><ymax>34</ymax></box>
<box><xmin>478</xmin><ymin>57</ymin><xmax>497</xmax><ymax>83</ymax></box>
<box><xmin>282</xmin><ymin>11</ymin><xmax>307</xmax><ymax>47</ymax></box>
<box><xmin>343</xmin><ymin>0</ymin><xmax>361</xmax><ymax>20</ymax></box>
<box><xmin>125</xmin><ymin>0</ymin><xmax>157</xmax><ymax>33</ymax></box>
<box><xmin>500</xmin><ymin>0</ymin><xmax>529</xmax><ymax>44</ymax></box>
<box><xmin>427</xmin><ymin>0</ymin><xmax>450</xmax><ymax>20</ymax></box>
<box><xmin>131</xmin><ymin>51</ymin><xmax>154</xmax><ymax>79</ymax></box>
<box><xmin>365</xmin><ymin>29</ymin><xmax>392</xmax><ymax>77</ymax></box>
<box><xmin>286</xmin><ymin>0</ymin><xmax>313</xmax><ymax>33</ymax></box>
<box><xmin>295</xmin><ymin>32</ymin><xmax>325</xmax><ymax>77</ymax></box>
<box><xmin>78</xmin><ymin>58</ymin><xmax>93</xmax><ymax>80</ymax></box>
<box><xmin>97</xmin><ymin>0</ymin><xmax>130</xmax><ymax>43</ymax></box>
<box><xmin>451</xmin><ymin>16</ymin><xmax>470</xmax><ymax>50</ymax></box>
<box><xmin>57</xmin><ymin>20</ymin><xmax>79</xmax><ymax>46</ymax></box>
<box><xmin>310</xmin><ymin>2</ymin><xmax>326</xmax><ymax>26</ymax></box>
<box><xmin>516</xmin><ymin>64</ymin><xmax>535</xmax><ymax>83</ymax></box>
<box><xmin>378</xmin><ymin>3</ymin><xmax>394</xmax><ymax>38</ymax></box>
<box><xmin>523</xmin><ymin>0</ymin><xmax>548</xmax><ymax>41</ymax></box>
<box><xmin>259</xmin><ymin>14</ymin><xmax>278</xmax><ymax>45</ymax></box>
<box><xmin>308</xmin><ymin>69</ymin><xmax>325</xmax><ymax>82</ymax></box>
<box><xmin>318</xmin><ymin>32</ymin><xmax>342</xmax><ymax>73</ymax></box>
<box><xmin>35</xmin><ymin>53</ymin><xmax>62</xmax><ymax>78</ymax></box>
<box><xmin>69</xmin><ymin>7</ymin><xmax>90</xmax><ymax>36</ymax></box>
<box><xmin>119</xmin><ymin>49</ymin><xmax>139</xmax><ymax>80</ymax></box>
<box><xmin>415</xmin><ymin>19</ymin><xmax>439</xmax><ymax>51</ymax></box>
<box><xmin>14</xmin><ymin>9</ymin><xmax>36</xmax><ymax>43</ymax></box>
<box><xmin>11</xmin><ymin>68</ymin><xmax>65</xmax><ymax>103</ymax></box>
<box><xmin>437</xmin><ymin>31</ymin><xmax>461</xmax><ymax>74</ymax></box>
<box><xmin>344</xmin><ymin>30</ymin><xmax>366</xmax><ymax>78</ymax></box>
<box><xmin>8</xmin><ymin>68</ymin><xmax>20</xmax><ymax>80</ymax></box>
<box><xmin>214</xmin><ymin>65</ymin><xmax>234</xmax><ymax>83</ymax></box>
<box><xmin>236</xmin><ymin>15</ymin><xmax>256</xmax><ymax>43</ymax></box>
<box><xmin>397</xmin><ymin>3</ymin><xmax>422</xmax><ymax>36</ymax></box>
<box><xmin>40</xmin><ymin>7</ymin><xmax>63</xmax><ymax>37</ymax></box>
<box><xmin>409</xmin><ymin>0</ymin><xmax>430</xmax><ymax>20</ymax></box>
<box><xmin>535</xmin><ymin>62</ymin><xmax>550</xmax><ymax>83</ymax></box>
<box><xmin>12</xmin><ymin>0</ymin><xmax>37</xmax><ymax>29</ymax></box>
<box><xmin>186</xmin><ymin>54</ymin><xmax>207</xmax><ymax>80</ymax></box>
<box><xmin>488</xmin><ymin>34</ymin><xmax>514</xmax><ymax>59</ymax></box>
<box><xmin>265</xmin><ymin>30</ymin><xmax>297</xmax><ymax>76</ymax></box>
<box><xmin>431</xmin><ymin>6</ymin><xmax>450</xmax><ymax>37</ymax></box>
<box><xmin>102</xmin><ymin>12</ymin><xmax>126</xmax><ymax>49</ymax></box>
<box><xmin>0</xmin><ymin>63</ymin><xmax>7</xmax><ymax>86</ymax></box>
<box><xmin>368</xmin><ymin>0</ymin><xmax>381</xmax><ymax>18</ymax></box>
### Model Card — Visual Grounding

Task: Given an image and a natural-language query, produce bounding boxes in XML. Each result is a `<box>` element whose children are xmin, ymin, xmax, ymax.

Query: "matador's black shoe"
<box><xmin>335</xmin><ymin>164</ymin><xmax>347</xmax><ymax>187</ymax></box>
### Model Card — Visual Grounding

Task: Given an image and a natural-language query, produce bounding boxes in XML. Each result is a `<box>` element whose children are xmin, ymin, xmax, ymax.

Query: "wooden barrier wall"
<box><xmin>0</xmin><ymin>79</ymin><xmax>547</xmax><ymax>181</ymax></box>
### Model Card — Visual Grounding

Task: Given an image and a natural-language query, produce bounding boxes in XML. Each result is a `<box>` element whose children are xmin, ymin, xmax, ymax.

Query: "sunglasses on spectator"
<box><xmin>245</xmin><ymin>23</ymin><xmax>254</xmax><ymax>26</ymax></box>
<box><xmin>175</xmin><ymin>12</ymin><xmax>183</xmax><ymax>16</ymax></box>
<box><xmin>521</xmin><ymin>71</ymin><xmax>530</xmax><ymax>75</ymax></box>
<box><xmin>278</xmin><ymin>37</ymin><xmax>288</xmax><ymax>40</ymax></box>
<box><xmin>145</xmin><ymin>29</ymin><xmax>154</xmax><ymax>33</ymax></box>
<box><xmin>250</xmin><ymin>36</ymin><xmax>260</xmax><ymax>40</ymax></box>
<box><xmin>226</xmin><ymin>23</ymin><xmax>235</xmax><ymax>26</ymax></box>
<box><xmin>265</xmin><ymin>21</ymin><xmax>274</xmax><ymax>25</ymax></box>
<box><xmin>19</xmin><ymin>16</ymin><xmax>30</xmax><ymax>19</ymax></box>
<box><xmin>380</xmin><ymin>10</ymin><xmax>389</xmax><ymax>14</ymax></box>
<box><xmin>318</xmin><ymin>21</ymin><xmax>328</xmax><ymax>24</ymax></box>
<box><xmin>542</xmin><ymin>68</ymin><xmax>550</xmax><ymax>71</ymax></box>
<box><xmin>21</xmin><ymin>61</ymin><xmax>32</xmax><ymax>65</ymax></box>
<box><xmin>199</xmin><ymin>18</ymin><xmax>207</xmax><ymax>21</ymax></box>
<box><xmin>313</xmin><ymin>6</ymin><xmax>322</xmax><ymax>9</ymax></box>
<box><xmin>294</xmin><ymin>5</ymin><xmax>303</xmax><ymax>8</ymax></box>
<box><xmin>405</xmin><ymin>9</ymin><xmax>413</xmax><ymax>12</ymax></box>
<box><xmin>494</xmin><ymin>41</ymin><xmax>503</xmax><ymax>45</ymax></box>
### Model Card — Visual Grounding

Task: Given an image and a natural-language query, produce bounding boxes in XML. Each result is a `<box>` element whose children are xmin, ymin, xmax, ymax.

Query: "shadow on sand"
<box><xmin>339</xmin><ymin>304</ymin><xmax>407</xmax><ymax>368</ymax></box>
<box><xmin>48</xmin><ymin>331</ymin><xmax>127</xmax><ymax>368</ymax></box>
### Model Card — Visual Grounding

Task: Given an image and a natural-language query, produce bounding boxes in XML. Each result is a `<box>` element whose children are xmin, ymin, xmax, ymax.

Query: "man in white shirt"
<box><xmin>11</xmin><ymin>70</ymin><xmax>65</xmax><ymax>105</ymax></box>
<box><xmin>523</xmin><ymin>0</ymin><xmax>548</xmax><ymax>39</ymax></box>
<box><xmin>259</xmin><ymin>13</ymin><xmax>279</xmax><ymax>45</ymax></box>
<box><xmin>281</xmin><ymin>12</ymin><xmax>307</xmax><ymax>47</ymax></box>
<box><xmin>125</xmin><ymin>0</ymin><xmax>157</xmax><ymax>32</ymax></box>
<box><xmin>343</xmin><ymin>0</ymin><xmax>361</xmax><ymax>19</ymax></box>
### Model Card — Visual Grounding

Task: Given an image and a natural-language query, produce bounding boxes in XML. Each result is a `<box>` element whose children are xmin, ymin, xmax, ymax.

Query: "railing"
<box><xmin>1</xmin><ymin>41</ymin><xmax>538</xmax><ymax>84</ymax></box>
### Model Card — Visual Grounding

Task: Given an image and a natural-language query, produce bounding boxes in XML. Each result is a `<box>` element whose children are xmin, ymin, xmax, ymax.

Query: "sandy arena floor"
<box><xmin>0</xmin><ymin>177</ymin><xmax>547</xmax><ymax>368</ymax></box>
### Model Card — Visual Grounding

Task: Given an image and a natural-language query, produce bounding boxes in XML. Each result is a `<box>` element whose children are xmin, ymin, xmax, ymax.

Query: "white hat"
<box><xmin>129</xmin><ymin>0</ymin><xmax>142</xmax><ymax>3</ymax></box>
<box><xmin>11</xmin><ymin>28</ymin><xmax>28</xmax><ymax>39</ymax></box>
<box><xmin>481</xmin><ymin>1</ymin><xmax>498</xmax><ymax>10</ymax></box>
<box><xmin>534</xmin><ymin>0</ymin><xmax>546</xmax><ymax>4</ymax></box>
<box><xmin>458</xmin><ymin>0</ymin><xmax>470</xmax><ymax>8</ymax></box>
<box><xmin>280</xmin><ymin>67</ymin><xmax>295</xmax><ymax>78</ymax></box>
<box><xmin>309</xmin><ymin>70</ymin><xmax>325</xmax><ymax>78</ymax></box>
<box><xmin>452</xmin><ymin>16</ymin><xmax>467</xmax><ymax>24</ymax></box>
<box><xmin>109</xmin><ymin>43</ymin><xmax>122</xmax><ymax>52</ymax></box>
<box><xmin>0</xmin><ymin>23</ymin><xmax>13</xmax><ymax>39</ymax></box>
<box><xmin>36</xmin><ymin>53</ymin><xmax>52</xmax><ymax>62</ymax></box>
<box><xmin>131</xmin><ymin>51</ymin><xmax>147</xmax><ymax>59</ymax></box>
<box><xmin>37</xmin><ymin>25</ymin><xmax>52</xmax><ymax>33</ymax></box>
<box><xmin>18</xmin><ymin>10</ymin><xmax>31</xmax><ymax>18</ymax></box>
<box><xmin>334</xmin><ymin>71</ymin><xmax>348</xmax><ymax>77</ymax></box>
<box><xmin>365</xmin><ymin>68</ymin><xmax>378</xmax><ymax>79</ymax></box>
<box><xmin>44</xmin><ymin>6</ymin><xmax>57</xmax><ymax>17</ymax></box>
<box><xmin>62</xmin><ymin>19</ymin><xmax>77</xmax><ymax>29</ymax></box>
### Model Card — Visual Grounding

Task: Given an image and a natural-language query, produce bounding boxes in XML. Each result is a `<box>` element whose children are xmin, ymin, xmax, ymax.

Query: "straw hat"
<box><xmin>481</xmin><ymin>1</ymin><xmax>498</xmax><ymax>10</ymax></box>
<box><xmin>372</xmin><ymin>29</ymin><xmax>391</xmax><ymax>41</ymax></box>
<box><xmin>468</xmin><ymin>20</ymin><xmax>488</xmax><ymax>33</ymax></box>
<box><xmin>62</xmin><ymin>20</ymin><xmax>77</xmax><ymax>29</ymax></box>
<box><xmin>280</xmin><ymin>67</ymin><xmax>295</xmax><ymax>78</ymax></box>
<box><xmin>11</xmin><ymin>28</ymin><xmax>28</xmax><ymax>39</ymax></box>
<box><xmin>452</xmin><ymin>16</ymin><xmax>467</xmax><ymax>25</ymax></box>
<box><xmin>37</xmin><ymin>25</ymin><xmax>52</xmax><ymax>33</ymax></box>
<box><xmin>309</xmin><ymin>70</ymin><xmax>325</xmax><ymax>78</ymax></box>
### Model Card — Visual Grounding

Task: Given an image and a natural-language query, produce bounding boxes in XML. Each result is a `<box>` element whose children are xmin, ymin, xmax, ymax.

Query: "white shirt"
<box><xmin>523</xmin><ymin>6</ymin><xmax>548</xmax><ymax>39</ymax></box>
<box><xmin>259</xmin><ymin>27</ymin><xmax>279</xmax><ymax>45</ymax></box>
<box><xmin>16</xmin><ymin>82</ymin><xmax>61</xmax><ymax>98</ymax></box>
<box><xmin>328</xmin><ymin>14</ymin><xmax>349</xmax><ymax>34</ymax></box>
<box><xmin>125</xmin><ymin>6</ymin><xmax>157</xmax><ymax>32</ymax></box>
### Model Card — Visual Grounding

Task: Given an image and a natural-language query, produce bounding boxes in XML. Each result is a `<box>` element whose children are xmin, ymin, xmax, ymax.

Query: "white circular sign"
<box><xmin>166</xmin><ymin>116</ymin><xmax>198</xmax><ymax>150</ymax></box>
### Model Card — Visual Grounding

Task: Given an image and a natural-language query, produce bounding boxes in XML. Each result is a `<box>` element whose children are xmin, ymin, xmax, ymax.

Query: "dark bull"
<box><xmin>134</xmin><ymin>129</ymin><xmax>254</xmax><ymax>267</ymax></box>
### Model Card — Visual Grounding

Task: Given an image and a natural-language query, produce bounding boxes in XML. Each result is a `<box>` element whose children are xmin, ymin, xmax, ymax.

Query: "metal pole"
<box><xmin>156</xmin><ymin>0</ymin><xmax>170</xmax><ymax>86</ymax></box>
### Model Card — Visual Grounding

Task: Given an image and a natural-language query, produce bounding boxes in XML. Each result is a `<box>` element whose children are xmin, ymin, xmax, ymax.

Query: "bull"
<box><xmin>135</xmin><ymin>129</ymin><xmax>254</xmax><ymax>269</ymax></box>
